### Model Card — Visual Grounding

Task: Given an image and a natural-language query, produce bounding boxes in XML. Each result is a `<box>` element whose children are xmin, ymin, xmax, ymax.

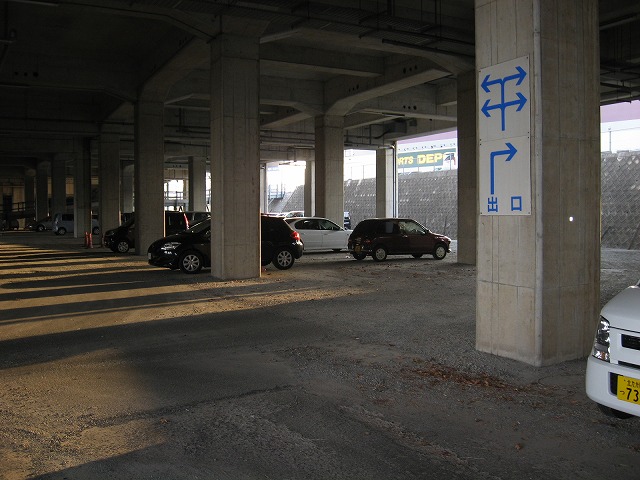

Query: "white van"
<box><xmin>52</xmin><ymin>213</ymin><xmax>100</xmax><ymax>236</ymax></box>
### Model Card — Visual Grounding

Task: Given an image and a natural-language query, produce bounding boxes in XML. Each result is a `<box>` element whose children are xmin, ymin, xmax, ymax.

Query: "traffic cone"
<box><xmin>84</xmin><ymin>231</ymin><xmax>88</xmax><ymax>248</ymax></box>
<box><xmin>88</xmin><ymin>232</ymin><xmax>93</xmax><ymax>248</ymax></box>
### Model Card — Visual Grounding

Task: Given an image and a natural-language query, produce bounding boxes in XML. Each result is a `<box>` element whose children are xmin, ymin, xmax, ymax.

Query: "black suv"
<box><xmin>348</xmin><ymin>218</ymin><xmax>451</xmax><ymax>261</ymax></box>
<box><xmin>103</xmin><ymin>211</ymin><xmax>209</xmax><ymax>253</ymax></box>
<box><xmin>147</xmin><ymin>215</ymin><xmax>303</xmax><ymax>273</ymax></box>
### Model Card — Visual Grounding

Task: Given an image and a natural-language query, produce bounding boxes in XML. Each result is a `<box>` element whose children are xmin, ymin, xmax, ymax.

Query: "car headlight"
<box><xmin>592</xmin><ymin>316</ymin><xmax>610</xmax><ymax>362</ymax></box>
<box><xmin>161</xmin><ymin>242</ymin><xmax>181</xmax><ymax>252</ymax></box>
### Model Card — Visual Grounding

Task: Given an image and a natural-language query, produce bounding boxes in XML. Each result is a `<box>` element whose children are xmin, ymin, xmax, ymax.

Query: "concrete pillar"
<box><xmin>24</xmin><ymin>172</ymin><xmax>35</xmax><ymax>219</ymax></box>
<box><xmin>375</xmin><ymin>147</ymin><xmax>395</xmax><ymax>217</ymax></box>
<box><xmin>304</xmin><ymin>160</ymin><xmax>315</xmax><ymax>216</ymax></box>
<box><xmin>51</xmin><ymin>155</ymin><xmax>66</xmax><ymax>215</ymax></box>
<box><xmin>314</xmin><ymin>115</ymin><xmax>344</xmax><ymax>226</ymax></box>
<box><xmin>475</xmin><ymin>0</ymin><xmax>600</xmax><ymax>366</ymax></box>
<box><xmin>35</xmin><ymin>160</ymin><xmax>49</xmax><ymax>219</ymax></box>
<box><xmin>210</xmin><ymin>32</ymin><xmax>261</xmax><ymax>280</ymax></box>
<box><xmin>122</xmin><ymin>162</ymin><xmax>134</xmax><ymax>215</ymax></box>
<box><xmin>457</xmin><ymin>70</ymin><xmax>478</xmax><ymax>265</ymax></box>
<box><xmin>99</xmin><ymin>131</ymin><xmax>122</xmax><ymax>232</ymax></box>
<box><xmin>74</xmin><ymin>138</ymin><xmax>92</xmax><ymax>239</ymax></box>
<box><xmin>134</xmin><ymin>99</ymin><xmax>165</xmax><ymax>253</ymax></box>
<box><xmin>188</xmin><ymin>156</ymin><xmax>207</xmax><ymax>211</ymax></box>
<box><xmin>260</xmin><ymin>164</ymin><xmax>268</xmax><ymax>213</ymax></box>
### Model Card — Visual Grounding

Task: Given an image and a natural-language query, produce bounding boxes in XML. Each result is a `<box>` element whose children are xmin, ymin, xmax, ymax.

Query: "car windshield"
<box><xmin>121</xmin><ymin>217</ymin><xmax>135</xmax><ymax>228</ymax></box>
<box><xmin>186</xmin><ymin>218</ymin><xmax>210</xmax><ymax>233</ymax></box>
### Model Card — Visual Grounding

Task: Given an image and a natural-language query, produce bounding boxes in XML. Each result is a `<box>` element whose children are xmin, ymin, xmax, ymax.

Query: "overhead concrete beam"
<box><xmin>325</xmin><ymin>59</ymin><xmax>451</xmax><ymax>116</ymax></box>
<box><xmin>260</xmin><ymin>44</ymin><xmax>384</xmax><ymax>78</ymax></box>
<box><xmin>261</xmin><ymin>76</ymin><xmax>323</xmax><ymax>113</ymax></box>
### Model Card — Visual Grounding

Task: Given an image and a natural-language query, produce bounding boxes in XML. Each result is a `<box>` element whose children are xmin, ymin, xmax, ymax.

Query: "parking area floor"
<box><xmin>1</xmin><ymin>231</ymin><xmax>639</xmax><ymax>479</ymax></box>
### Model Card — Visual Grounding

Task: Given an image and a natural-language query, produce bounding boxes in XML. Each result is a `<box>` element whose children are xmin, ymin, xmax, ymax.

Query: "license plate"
<box><xmin>148</xmin><ymin>253</ymin><xmax>152</xmax><ymax>260</ymax></box>
<box><xmin>617</xmin><ymin>375</ymin><xmax>640</xmax><ymax>405</ymax></box>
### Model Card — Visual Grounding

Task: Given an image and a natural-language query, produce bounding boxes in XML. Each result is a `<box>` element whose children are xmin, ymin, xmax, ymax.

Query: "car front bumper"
<box><xmin>148</xmin><ymin>250</ymin><xmax>178</xmax><ymax>269</ymax></box>
<box><xmin>586</xmin><ymin>355</ymin><xmax>640</xmax><ymax>417</ymax></box>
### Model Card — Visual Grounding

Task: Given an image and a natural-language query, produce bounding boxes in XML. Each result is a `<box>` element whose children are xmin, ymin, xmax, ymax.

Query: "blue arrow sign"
<box><xmin>481</xmin><ymin>66</ymin><xmax>528</xmax><ymax>131</ymax></box>
<box><xmin>490</xmin><ymin>142</ymin><xmax>517</xmax><ymax>195</ymax></box>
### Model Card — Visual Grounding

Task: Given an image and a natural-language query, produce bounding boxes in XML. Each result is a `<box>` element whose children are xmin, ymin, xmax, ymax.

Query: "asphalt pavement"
<box><xmin>1</xmin><ymin>230</ymin><xmax>639</xmax><ymax>479</ymax></box>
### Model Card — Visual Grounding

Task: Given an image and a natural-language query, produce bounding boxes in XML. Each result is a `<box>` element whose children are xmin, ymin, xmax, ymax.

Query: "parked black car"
<box><xmin>147</xmin><ymin>215</ymin><xmax>304</xmax><ymax>273</ymax></box>
<box><xmin>104</xmin><ymin>211</ymin><xmax>210</xmax><ymax>253</ymax></box>
<box><xmin>348</xmin><ymin>218</ymin><xmax>451</xmax><ymax>261</ymax></box>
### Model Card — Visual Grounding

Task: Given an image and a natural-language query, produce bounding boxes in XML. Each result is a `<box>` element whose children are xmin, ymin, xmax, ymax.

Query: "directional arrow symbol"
<box><xmin>480</xmin><ymin>64</ymin><xmax>528</xmax><ymax>131</ymax></box>
<box><xmin>503</xmin><ymin>92</ymin><xmax>527</xmax><ymax>112</ymax></box>
<box><xmin>503</xmin><ymin>66</ymin><xmax>527</xmax><ymax>86</ymax></box>
<box><xmin>489</xmin><ymin>142</ymin><xmax>517</xmax><ymax>195</ymax></box>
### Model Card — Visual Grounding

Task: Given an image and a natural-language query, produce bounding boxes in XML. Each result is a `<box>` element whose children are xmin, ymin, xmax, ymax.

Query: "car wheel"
<box><xmin>352</xmin><ymin>252</ymin><xmax>366</xmax><ymax>260</ymax></box>
<box><xmin>116</xmin><ymin>240</ymin><xmax>130</xmax><ymax>253</ymax></box>
<box><xmin>179</xmin><ymin>251</ymin><xmax>204</xmax><ymax>274</ymax></box>
<box><xmin>57</xmin><ymin>227</ymin><xmax>67</xmax><ymax>235</ymax></box>
<box><xmin>36</xmin><ymin>224</ymin><xmax>45</xmax><ymax>232</ymax></box>
<box><xmin>372</xmin><ymin>245</ymin><xmax>387</xmax><ymax>262</ymax></box>
<box><xmin>597</xmin><ymin>404</ymin><xmax>633</xmax><ymax>419</ymax></box>
<box><xmin>433</xmin><ymin>243</ymin><xmax>447</xmax><ymax>260</ymax></box>
<box><xmin>273</xmin><ymin>248</ymin><xmax>295</xmax><ymax>270</ymax></box>
<box><xmin>92</xmin><ymin>226</ymin><xmax>100</xmax><ymax>236</ymax></box>
<box><xmin>412</xmin><ymin>253</ymin><xmax>423</xmax><ymax>258</ymax></box>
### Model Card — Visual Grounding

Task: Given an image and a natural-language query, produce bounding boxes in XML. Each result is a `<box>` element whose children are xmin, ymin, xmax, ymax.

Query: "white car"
<box><xmin>285</xmin><ymin>217</ymin><xmax>352</xmax><ymax>252</ymax></box>
<box><xmin>586</xmin><ymin>280</ymin><xmax>640</xmax><ymax>419</ymax></box>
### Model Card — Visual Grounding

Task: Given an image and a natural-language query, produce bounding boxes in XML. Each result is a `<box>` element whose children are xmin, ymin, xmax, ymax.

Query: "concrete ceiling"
<box><xmin>0</xmin><ymin>0</ymin><xmax>639</xmax><ymax>178</ymax></box>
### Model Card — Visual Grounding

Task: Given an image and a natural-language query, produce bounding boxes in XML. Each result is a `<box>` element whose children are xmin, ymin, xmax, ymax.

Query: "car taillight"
<box><xmin>291</xmin><ymin>230</ymin><xmax>301</xmax><ymax>242</ymax></box>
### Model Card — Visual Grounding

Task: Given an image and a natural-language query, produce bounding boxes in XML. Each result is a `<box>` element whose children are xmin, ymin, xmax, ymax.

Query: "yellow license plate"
<box><xmin>617</xmin><ymin>375</ymin><xmax>640</xmax><ymax>405</ymax></box>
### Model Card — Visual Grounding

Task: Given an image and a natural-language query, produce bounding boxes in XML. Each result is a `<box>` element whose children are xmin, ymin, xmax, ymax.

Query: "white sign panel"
<box><xmin>479</xmin><ymin>136</ymin><xmax>531</xmax><ymax>215</ymax></box>
<box><xmin>478</xmin><ymin>56</ymin><xmax>531</xmax><ymax>216</ymax></box>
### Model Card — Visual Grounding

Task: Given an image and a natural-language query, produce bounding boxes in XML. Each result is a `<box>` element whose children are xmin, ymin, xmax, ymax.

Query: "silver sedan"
<box><xmin>285</xmin><ymin>217</ymin><xmax>352</xmax><ymax>252</ymax></box>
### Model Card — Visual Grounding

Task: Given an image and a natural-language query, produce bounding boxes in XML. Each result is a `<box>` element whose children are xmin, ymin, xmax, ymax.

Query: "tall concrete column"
<box><xmin>210</xmin><ymin>32</ymin><xmax>261</xmax><ymax>280</ymax></box>
<box><xmin>260</xmin><ymin>164</ymin><xmax>268</xmax><ymax>213</ymax></box>
<box><xmin>314</xmin><ymin>115</ymin><xmax>344</xmax><ymax>226</ymax></box>
<box><xmin>122</xmin><ymin>162</ymin><xmax>134</xmax><ymax>214</ymax></box>
<box><xmin>51</xmin><ymin>155</ymin><xmax>67</xmax><ymax>215</ymax></box>
<box><xmin>188</xmin><ymin>156</ymin><xmax>207</xmax><ymax>211</ymax></box>
<box><xmin>99</xmin><ymin>131</ymin><xmax>121</xmax><ymax>232</ymax></box>
<box><xmin>24</xmin><ymin>172</ymin><xmax>35</xmax><ymax>224</ymax></box>
<box><xmin>74</xmin><ymin>138</ymin><xmax>92</xmax><ymax>238</ymax></box>
<box><xmin>375</xmin><ymin>147</ymin><xmax>395</xmax><ymax>218</ymax></box>
<box><xmin>475</xmin><ymin>0</ymin><xmax>600</xmax><ymax>366</ymax></box>
<box><xmin>35</xmin><ymin>160</ymin><xmax>49</xmax><ymax>219</ymax></box>
<box><xmin>304</xmin><ymin>160</ymin><xmax>315</xmax><ymax>216</ymax></box>
<box><xmin>457</xmin><ymin>70</ymin><xmax>478</xmax><ymax>265</ymax></box>
<box><xmin>134</xmin><ymin>99</ymin><xmax>165</xmax><ymax>253</ymax></box>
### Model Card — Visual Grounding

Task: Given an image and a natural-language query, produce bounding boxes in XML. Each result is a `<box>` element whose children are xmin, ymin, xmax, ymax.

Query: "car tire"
<box><xmin>352</xmin><ymin>252</ymin><xmax>366</xmax><ymax>260</ymax></box>
<box><xmin>433</xmin><ymin>243</ymin><xmax>447</xmax><ymax>260</ymax></box>
<box><xmin>92</xmin><ymin>226</ymin><xmax>100</xmax><ymax>236</ymax></box>
<box><xmin>597</xmin><ymin>404</ymin><xmax>633</xmax><ymax>419</ymax></box>
<box><xmin>179</xmin><ymin>251</ymin><xmax>204</xmax><ymax>274</ymax></box>
<box><xmin>273</xmin><ymin>248</ymin><xmax>294</xmax><ymax>270</ymax></box>
<box><xmin>372</xmin><ymin>245</ymin><xmax>387</xmax><ymax>262</ymax></box>
<box><xmin>116</xmin><ymin>240</ymin><xmax>130</xmax><ymax>253</ymax></box>
<box><xmin>57</xmin><ymin>227</ymin><xmax>67</xmax><ymax>235</ymax></box>
<box><xmin>412</xmin><ymin>253</ymin><xmax>423</xmax><ymax>258</ymax></box>
<box><xmin>36</xmin><ymin>224</ymin><xmax>45</xmax><ymax>232</ymax></box>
